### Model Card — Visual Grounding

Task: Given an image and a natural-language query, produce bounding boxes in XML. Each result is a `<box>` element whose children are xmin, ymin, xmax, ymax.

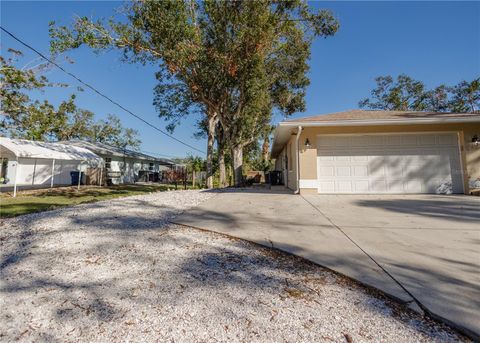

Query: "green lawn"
<box><xmin>0</xmin><ymin>183</ymin><xmax>198</xmax><ymax>218</ymax></box>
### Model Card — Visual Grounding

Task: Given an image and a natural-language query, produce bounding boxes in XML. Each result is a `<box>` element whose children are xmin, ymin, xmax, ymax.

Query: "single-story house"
<box><xmin>271</xmin><ymin>110</ymin><xmax>480</xmax><ymax>195</ymax></box>
<box><xmin>0</xmin><ymin>137</ymin><xmax>103</xmax><ymax>195</ymax></box>
<box><xmin>62</xmin><ymin>140</ymin><xmax>176</xmax><ymax>185</ymax></box>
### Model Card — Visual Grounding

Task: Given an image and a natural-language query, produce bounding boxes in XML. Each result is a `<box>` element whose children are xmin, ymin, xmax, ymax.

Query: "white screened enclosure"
<box><xmin>0</xmin><ymin>138</ymin><xmax>102</xmax><ymax>195</ymax></box>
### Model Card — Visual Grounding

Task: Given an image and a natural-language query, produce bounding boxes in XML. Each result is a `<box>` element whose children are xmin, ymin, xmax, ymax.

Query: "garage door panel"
<box><xmin>336</xmin><ymin>166</ymin><xmax>351</xmax><ymax>177</ymax></box>
<box><xmin>318</xmin><ymin>155</ymin><xmax>335</xmax><ymax>161</ymax></box>
<box><xmin>316</xmin><ymin>133</ymin><xmax>463</xmax><ymax>194</ymax></box>
<box><xmin>368</xmin><ymin>158</ymin><xmax>386</xmax><ymax>177</ymax></box>
<box><xmin>370</xmin><ymin>180</ymin><xmax>387</xmax><ymax>192</ymax></box>
<box><xmin>353</xmin><ymin>166</ymin><xmax>368</xmax><ymax>177</ymax></box>
<box><xmin>337</xmin><ymin>181</ymin><xmax>353</xmax><ymax>192</ymax></box>
<box><xmin>319</xmin><ymin>181</ymin><xmax>335</xmax><ymax>192</ymax></box>
<box><xmin>438</xmin><ymin>134</ymin><xmax>457</xmax><ymax>145</ymax></box>
<box><xmin>387</xmin><ymin>179</ymin><xmax>405</xmax><ymax>192</ymax></box>
<box><xmin>352</xmin><ymin>155</ymin><xmax>368</xmax><ymax>162</ymax></box>
<box><xmin>385</xmin><ymin>135</ymin><xmax>403</xmax><ymax>145</ymax></box>
<box><xmin>401</xmin><ymin>135</ymin><xmax>421</xmax><ymax>146</ymax></box>
<box><xmin>335</xmin><ymin>155</ymin><xmax>350</xmax><ymax>161</ymax></box>
<box><xmin>318</xmin><ymin>166</ymin><xmax>334</xmax><ymax>177</ymax></box>
<box><xmin>419</xmin><ymin>135</ymin><xmax>436</xmax><ymax>145</ymax></box>
<box><xmin>351</xmin><ymin>136</ymin><xmax>370</xmax><ymax>146</ymax></box>
<box><xmin>354</xmin><ymin>180</ymin><xmax>369</xmax><ymax>192</ymax></box>
<box><xmin>405</xmin><ymin>179</ymin><xmax>423</xmax><ymax>193</ymax></box>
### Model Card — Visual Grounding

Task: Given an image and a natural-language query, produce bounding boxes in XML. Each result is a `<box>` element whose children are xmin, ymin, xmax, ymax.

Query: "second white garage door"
<box><xmin>316</xmin><ymin>133</ymin><xmax>463</xmax><ymax>194</ymax></box>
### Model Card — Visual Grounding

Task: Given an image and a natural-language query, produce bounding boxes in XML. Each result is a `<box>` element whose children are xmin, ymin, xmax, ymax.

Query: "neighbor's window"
<box><xmin>149</xmin><ymin>162</ymin><xmax>154</xmax><ymax>171</ymax></box>
<box><xmin>105</xmin><ymin>157</ymin><xmax>112</xmax><ymax>170</ymax></box>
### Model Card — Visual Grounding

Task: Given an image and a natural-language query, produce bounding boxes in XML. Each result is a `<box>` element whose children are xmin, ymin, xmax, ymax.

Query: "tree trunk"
<box><xmin>206</xmin><ymin>115</ymin><xmax>217</xmax><ymax>189</ymax></box>
<box><xmin>232</xmin><ymin>145</ymin><xmax>243</xmax><ymax>187</ymax></box>
<box><xmin>192</xmin><ymin>170</ymin><xmax>196</xmax><ymax>188</ymax></box>
<box><xmin>262</xmin><ymin>135</ymin><xmax>270</xmax><ymax>162</ymax></box>
<box><xmin>218</xmin><ymin>147</ymin><xmax>226</xmax><ymax>188</ymax></box>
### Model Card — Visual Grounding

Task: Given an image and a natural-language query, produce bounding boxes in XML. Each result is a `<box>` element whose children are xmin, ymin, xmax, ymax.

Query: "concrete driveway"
<box><xmin>174</xmin><ymin>189</ymin><xmax>480</xmax><ymax>339</ymax></box>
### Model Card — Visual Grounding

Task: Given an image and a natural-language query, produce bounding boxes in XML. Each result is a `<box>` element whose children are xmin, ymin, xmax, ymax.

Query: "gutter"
<box><xmin>280</xmin><ymin>117</ymin><xmax>480</xmax><ymax>127</ymax></box>
<box><xmin>294</xmin><ymin>125</ymin><xmax>302</xmax><ymax>194</ymax></box>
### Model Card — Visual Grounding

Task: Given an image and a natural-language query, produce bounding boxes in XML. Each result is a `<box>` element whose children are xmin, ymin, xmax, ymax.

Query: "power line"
<box><xmin>1</xmin><ymin>26</ymin><xmax>206</xmax><ymax>155</ymax></box>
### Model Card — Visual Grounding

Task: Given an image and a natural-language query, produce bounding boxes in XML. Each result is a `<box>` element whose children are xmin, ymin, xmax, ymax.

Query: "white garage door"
<box><xmin>317</xmin><ymin>133</ymin><xmax>464</xmax><ymax>194</ymax></box>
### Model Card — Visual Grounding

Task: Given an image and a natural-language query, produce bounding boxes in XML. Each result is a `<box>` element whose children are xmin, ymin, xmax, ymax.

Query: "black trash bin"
<box><xmin>70</xmin><ymin>171</ymin><xmax>86</xmax><ymax>185</ymax></box>
<box><xmin>264</xmin><ymin>172</ymin><xmax>270</xmax><ymax>184</ymax></box>
<box><xmin>269</xmin><ymin>171</ymin><xmax>283</xmax><ymax>186</ymax></box>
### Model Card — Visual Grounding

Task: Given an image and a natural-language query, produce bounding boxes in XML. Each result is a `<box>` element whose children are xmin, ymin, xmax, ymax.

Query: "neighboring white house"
<box><xmin>0</xmin><ymin>137</ymin><xmax>103</xmax><ymax>195</ymax></box>
<box><xmin>62</xmin><ymin>140</ymin><xmax>176</xmax><ymax>185</ymax></box>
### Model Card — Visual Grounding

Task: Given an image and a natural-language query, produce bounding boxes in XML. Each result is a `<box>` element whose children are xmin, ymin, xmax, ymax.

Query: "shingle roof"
<box><xmin>286</xmin><ymin>110</ymin><xmax>480</xmax><ymax>122</ymax></box>
<box><xmin>272</xmin><ymin>109</ymin><xmax>480</xmax><ymax>158</ymax></box>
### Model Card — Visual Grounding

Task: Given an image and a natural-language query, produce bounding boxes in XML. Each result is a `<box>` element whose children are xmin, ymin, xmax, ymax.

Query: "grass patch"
<box><xmin>0</xmin><ymin>183</ymin><xmax>198</xmax><ymax>218</ymax></box>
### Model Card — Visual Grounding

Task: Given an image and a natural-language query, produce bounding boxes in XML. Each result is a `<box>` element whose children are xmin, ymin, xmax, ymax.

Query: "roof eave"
<box><xmin>280</xmin><ymin>117</ymin><xmax>480</xmax><ymax>127</ymax></box>
<box><xmin>270</xmin><ymin>116</ymin><xmax>480</xmax><ymax>159</ymax></box>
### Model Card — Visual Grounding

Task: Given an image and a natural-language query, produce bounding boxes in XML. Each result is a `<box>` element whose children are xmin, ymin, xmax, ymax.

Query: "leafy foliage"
<box><xmin>359</xmin><ymin>75</ymin><xmax>480</xmax><ymax>113</ymax></box>
<box><xmin>49</xmin><ymin>0</ymin><xmax>339</xmax><ymax>186</ymax></box>
<box><xmin>448</xmin><ymin>79</ymin><xmax>480</xmax><ymax>113</ymax></box>
<box><xmin>184</xmin><ymin>154</ymin><xmax>204</xmax><ymax>173</ymax></box>
<box><xmin>358</xmin><ymin>75</ymin><xmax>427</xmax><ymax>111</ymax></box>
<box><xmin>0</xmin><ymin>50</ymin><xmax>141</xmax><ymax>149</ymax></box>
<box><xmin>92</xmin><ymin>114</ymin><xmax>141</xmax><ymax>149</ymax></box>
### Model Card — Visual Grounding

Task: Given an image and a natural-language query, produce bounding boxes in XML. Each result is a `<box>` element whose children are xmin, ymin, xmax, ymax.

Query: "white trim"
<box><xmin>280</xmin><ymin>117</ymin><xmax>480</xmax><ymax>127</ymax></box>
<box><xmin>13</xmin><ymin>156</ymin><xmax>18</xmax><ymax>197</ymax></box>
<box><xmin>299</xmin><ymin>179</ymin><xmax>317</xmax><ymax>189</ymax></box>
<box><xmin>50</xmin><ymin>159</ymin><xmax>55</xmax><ymax>188</ymax></box>
<box><xmin>456</xmin><ymin>132</ymin><xmax>466</xmax><ymax>194</ymax></box>
<box><xmin>295</xmin><ymin>126</ymin><xmax>302</xmax><ymax>194</ymax></box>
<box><xmin>78</xmin><ymin>170</ymin><xmax>82</xmax><ymax>190</ymax></box>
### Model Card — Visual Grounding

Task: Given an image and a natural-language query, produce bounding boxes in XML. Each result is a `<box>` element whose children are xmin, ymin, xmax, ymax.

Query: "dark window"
<box><xmin>105</xmin><ymin>157</ymin><xmax>112</xmax><ymax>170</ymax></box>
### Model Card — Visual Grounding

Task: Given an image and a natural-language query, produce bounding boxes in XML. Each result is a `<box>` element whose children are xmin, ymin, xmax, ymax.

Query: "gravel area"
<box><xmin>0</xmin><ymin>190</ymin><xmax>467</xmax><ymax>342</ymax></box>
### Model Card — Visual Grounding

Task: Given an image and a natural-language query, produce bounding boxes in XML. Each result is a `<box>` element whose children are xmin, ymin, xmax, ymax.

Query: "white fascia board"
<box><xmin>279</xmin><ymin>117</ymin><xmax>480</xmax><ymax>127</ymax></box>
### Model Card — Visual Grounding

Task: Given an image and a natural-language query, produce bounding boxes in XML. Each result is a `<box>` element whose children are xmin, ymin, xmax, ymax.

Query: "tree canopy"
<box><xmin>359</xmin><ymin>74</ymin><xmax>480</xmax><ymax>113</ymax></box>
<box><xmin>49</xmin><ymin>0</ymin><xmax>339</xmax><ymax>187</ymax></box>
<box><xmin>0</xmin><ymin>49</ymin><xmax>141</xmax><ymax>149</ymax></box>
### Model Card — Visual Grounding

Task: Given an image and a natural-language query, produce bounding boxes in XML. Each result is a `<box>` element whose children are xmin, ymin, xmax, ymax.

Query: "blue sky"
<box><xmin>1</xmin><ymin>1</ymin><xmax>479</xmax><ymax>157</ymax></box>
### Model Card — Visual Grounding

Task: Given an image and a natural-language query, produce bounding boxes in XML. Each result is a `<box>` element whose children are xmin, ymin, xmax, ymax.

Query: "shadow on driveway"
<box><xmin>175</xmin><ymin>191</ymin><xmax>480</xmax><ymax>339</ymax></box>
<box><xmin>354</xmin><ymin>196</ymin><xmax>480</xmax><ymax>223</ymax></box>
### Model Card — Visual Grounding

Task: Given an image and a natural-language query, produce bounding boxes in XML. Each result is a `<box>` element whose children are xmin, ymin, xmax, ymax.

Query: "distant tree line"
<box><xmin>0</xmin><ymin>49</ymin><xmax>141</xmax><ymax>149</ymax></box>
<box><xmin>359</xmin><ymin>74</ymin><xmax>480</xmax><ymax>113</ymax></box>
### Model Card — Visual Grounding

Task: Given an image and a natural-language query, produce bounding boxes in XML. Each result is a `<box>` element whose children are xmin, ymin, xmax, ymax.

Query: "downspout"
<box><xmin>13</xmin><ymin>156</ymin><xmax>19</xmax><ymax>197</ymax></box>
<box><xmin>294</xmin><ymin>125</ymin><xmax>303</xmax><ymax>194</ymax></box>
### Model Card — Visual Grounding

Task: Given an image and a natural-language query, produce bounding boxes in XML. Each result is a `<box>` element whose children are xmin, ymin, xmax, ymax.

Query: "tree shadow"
<box><xmin>0</xmin><ymin>191</ymin><xmax>473</xmax><ymax>341</ymax></box>
<box><xmin>174</xmin><ymin>242</ymin><xmax>467</xmax><ymax>341</ymax></box>
<box><xmin>354</xmin><ymin>197</ymin><xmax>480</xmax><ymax>222</ymax></box>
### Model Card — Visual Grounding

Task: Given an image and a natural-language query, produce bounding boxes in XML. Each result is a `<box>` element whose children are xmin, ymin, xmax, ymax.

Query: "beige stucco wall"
<box><xmin>284</xmin><ymin>123</ymin><xmax>480</xmax><ymax>194</ymax></box>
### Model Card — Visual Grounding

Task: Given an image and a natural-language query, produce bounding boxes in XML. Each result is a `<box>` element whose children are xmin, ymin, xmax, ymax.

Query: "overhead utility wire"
<box><xmin>1</xmin><ymin>26</ymin><xmax>206</xmax><ymax>155</ymax></box>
